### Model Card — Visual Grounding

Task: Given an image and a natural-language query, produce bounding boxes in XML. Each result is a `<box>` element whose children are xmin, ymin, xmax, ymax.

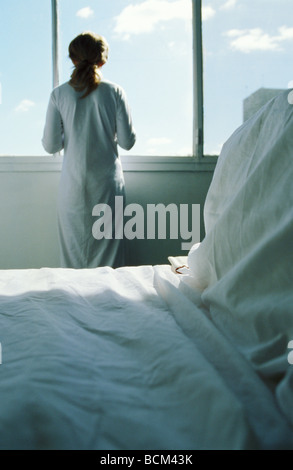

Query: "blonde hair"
<box><xmin>68</xmin><ymin>32</ymin><xmax>109</xmax><ymax>98</ymax></box>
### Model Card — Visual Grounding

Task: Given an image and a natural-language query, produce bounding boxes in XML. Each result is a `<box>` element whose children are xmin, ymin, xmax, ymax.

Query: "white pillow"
<box><xmin>188</xmin><ymin>89</ymin><xmax>293</xmax><ymax>301</ymax></box>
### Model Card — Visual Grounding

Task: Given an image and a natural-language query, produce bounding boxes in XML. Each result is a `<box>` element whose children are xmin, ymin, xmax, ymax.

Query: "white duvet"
<box><xmin>0</xmin><ymin>265</ymin><xmax>253</xmax><ymax>450</ymax></box>
<box><xmin>0</xmin><ymin>89</ymin><xmax>292</xmax><ymax>450</ymax></box>
<box><xmin>0</xmin><ymin>264</ymin><xmax>290</xmax><ymax>450</ymax></box>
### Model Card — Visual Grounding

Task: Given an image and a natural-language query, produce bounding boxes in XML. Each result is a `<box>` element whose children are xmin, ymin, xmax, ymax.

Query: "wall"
<box><xmin>124</xmin><ymin>169</ymin><xmax>213</xmax><ymax>266</ymax></box>
<box><xmin>0</xmin><ymin>157</ymin><xmax>215</xmax><ymax>269</ymax></box>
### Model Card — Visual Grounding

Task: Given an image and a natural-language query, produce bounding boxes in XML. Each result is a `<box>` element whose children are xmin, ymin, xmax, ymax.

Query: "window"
<box><xmin>2</xmin><ymin>1</ymin><xmax>290</xmax><ymax>160</ymax></box>
<box><xmin>57</xmin><ymin>0</ymin><xmax>194</xmax><ymax>157</ymax></box>
<box><xmin>0</xmin><ymin>0</ymin><xmax>51</xmax><ymax>156</ymax></box>
<box><xmin>202</xmin><ymin>0</ymin><xmax>293</xmax><ymax>156</ymax></box>
<box><xmin>0</xmin><ymin>0</ymin><xmax>198</xmax><ymax>159</ymax></box>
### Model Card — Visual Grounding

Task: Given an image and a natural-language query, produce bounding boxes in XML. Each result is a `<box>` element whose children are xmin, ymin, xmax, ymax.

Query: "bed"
<box><xmin>0</xmin><ymin>89</ymin><xmax>292</xmax><ymax>450</ymax></box>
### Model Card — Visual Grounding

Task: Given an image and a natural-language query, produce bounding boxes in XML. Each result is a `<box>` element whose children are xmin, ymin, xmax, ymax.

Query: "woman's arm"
<box><xmin>42</xmin><ymin>91</ymin><xmax>64</xmax><ymax>154</ymax></box>
<box><xmin>116</xmin><ymin>87</ymin><xmax>136</xmax><ymax>151</ymax></box>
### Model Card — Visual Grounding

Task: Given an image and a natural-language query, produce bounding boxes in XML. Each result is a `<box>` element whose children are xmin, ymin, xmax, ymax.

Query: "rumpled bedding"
<box><xmin>0</xmin><ymin>89</ymin><xmax>292</xmax><ymax>450</ymax></box>
<box><xmin>0</xmin><ymin>265</ymin><xmax>258</xmax><ymax>450</ymax></box>
<box><xmin>184</xmin><ymin>88</ymin><xmax>293</xmax><ymax>439</ymax></box>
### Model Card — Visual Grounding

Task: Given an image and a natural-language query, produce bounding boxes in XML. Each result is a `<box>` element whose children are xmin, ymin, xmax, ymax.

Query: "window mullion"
<box><xmin>51</xmin><ymin>0</ymin><xmax>61</xmax><ymax>157</ymax></box>
<box><xmin>51</xmin><ymin>0</ymin><xmax>60</xmax><ymax>89</ymax></box>
<box><xmin>192</xmin><ymin>0</ymin><xmax>204</xmax><ymax>159</ymax></box>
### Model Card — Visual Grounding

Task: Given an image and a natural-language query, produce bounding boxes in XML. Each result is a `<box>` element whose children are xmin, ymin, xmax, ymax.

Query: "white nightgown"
<box><xmin>42</xmin><ymin>80</ymin><xmax>136</xmax><ymax>268</ymax></box>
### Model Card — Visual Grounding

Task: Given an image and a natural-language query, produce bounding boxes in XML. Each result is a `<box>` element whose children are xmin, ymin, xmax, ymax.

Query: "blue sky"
<box><xmin>0</xmin><ymin>0</ymin><xmax>292</xmax><ymax>156</ymax></box>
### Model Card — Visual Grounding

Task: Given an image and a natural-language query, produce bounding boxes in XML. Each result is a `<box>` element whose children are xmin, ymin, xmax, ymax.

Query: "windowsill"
<box><xmin>0</xmin><ymin>154</ymin><xmax>217</xmax><ymax>172</ymax></box>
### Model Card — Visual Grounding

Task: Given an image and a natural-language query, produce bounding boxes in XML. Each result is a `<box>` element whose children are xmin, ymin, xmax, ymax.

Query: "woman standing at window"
<box><xmin>42</xmin><ymin>32</ymin><xmax>136</xmax><ymax>268</ymax></box>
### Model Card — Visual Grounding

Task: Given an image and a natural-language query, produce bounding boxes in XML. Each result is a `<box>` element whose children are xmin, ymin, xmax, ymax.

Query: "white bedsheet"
<box><xmin>0</xmin><ymin>265</ymin><xmax>292</xmax><ymax>450</ymax></box>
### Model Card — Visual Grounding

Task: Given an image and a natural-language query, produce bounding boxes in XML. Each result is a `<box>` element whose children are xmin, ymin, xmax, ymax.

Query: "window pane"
<box><xmin>0</xmin><ymin>0</ymin><xmax>51</xmax><ymax>156</ymax></box>
<box><xmin>202</xmin><ymin>0</ymin><xmax>293</xmax><ymax>156</ymax></box>
<box><xmin>59</xmin><ymin>0</ymin><xmax>193</xmax><ymax>156</ymax></box>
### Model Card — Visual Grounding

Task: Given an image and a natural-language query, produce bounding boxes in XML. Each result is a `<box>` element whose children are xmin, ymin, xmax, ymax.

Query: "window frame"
<box><xmin>0</xmin><ymin>0</ymin><xmax>216</xmax><ymax>173</ymax></box>
<box><xmin>50</xmin><ymin>0</ymin><xmax>214</xmax><ymax>169</ymax></box>
<box><xmin>191</xmin><ymin>0</ymin><xmax>204</xmax><ymax>160</ymax></box>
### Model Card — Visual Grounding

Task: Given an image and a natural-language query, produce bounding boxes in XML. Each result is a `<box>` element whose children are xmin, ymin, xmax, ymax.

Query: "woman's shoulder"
<box><xmin>99</xmin><ymin>79</ymin><xmax>125</xmax><ymax>95</ymax></box>
<box><xmin>52</xmin><ymin>82</ymin><xmax>73</xmax><ymax>95</ymax></box>
<box><xmin>51</xmin><ymin>80</ymin><xmax>126</xmax><ymax>103</ymax></box>
<box><xmin>99</xmin><ymin>80</ymin><xmax>130</xmax><ymax>106</ymax></box>
<box><xmin>49</xmin><ymin>82</ymin><xmax>73</xmax><ymax>100</ymax></box>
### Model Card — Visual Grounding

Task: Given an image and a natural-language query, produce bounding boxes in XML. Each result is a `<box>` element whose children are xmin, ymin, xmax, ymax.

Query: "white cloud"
<box><xmin>220</xmin><ymin>0</ymin><xmax>238</xmax><ymax>10</ymax></box>
<box><xmin>202</xmin><ymin>5</ymin><xmax>216</xmax><ymax>21</ymax></box>
<box><xmin>76</xmin><ymin>7</ymin><xmax>94</xmax><ymax>19</ymax></box>
<box><xmin>146</xmin><ymin>136</ymin><xmax>173</xmax><ymax>154</ymax></box>
<box><xmin>205</xmin><ymin>142</ymin><xmax>223</xmax><ymax>156</ymax></box>
<box><xmin>176</xmin><ymin>145</ymin><xmax>193</xmax><ymax>156</ymax></box>
<box><xmin>113</xmin><ymin>0</ymin><xmax>192</xmax><ymax>39</ymax></box>
<box><xmin>15</xmin><ymin>99</ymin><xmax>35</xmax><ymax>113</ymax></box>
<box><xmin>147</xmin><ymin>137</ymin><xmax>172</xmax><ymax>146</ymax></box>
<box><xmin>224</xmin><ymin>26</ymin><xmax>293</xmax><ymax>53</ymax></box>
<box><xmin>114</xmin><ymin>0</ymin><xmax>215</xmax><ymax>39</ymax></box>
<box><xmin>278</xmin><ymin>25</ymin><xmax>293</xmax><ymax>40</ymax></box>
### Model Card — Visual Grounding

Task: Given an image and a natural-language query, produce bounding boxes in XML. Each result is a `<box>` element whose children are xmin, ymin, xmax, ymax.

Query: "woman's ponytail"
<box><xmin>68</xmin><ymin>32</ymin><xmax>109</xmax><ymax>99</ymax></box>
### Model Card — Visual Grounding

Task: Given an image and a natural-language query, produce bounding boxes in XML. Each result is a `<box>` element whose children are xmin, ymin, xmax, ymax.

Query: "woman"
<box><xmin>42</xmin><ymin>32</ymin><xmax>136</xmax><ymax>268</ymax></box>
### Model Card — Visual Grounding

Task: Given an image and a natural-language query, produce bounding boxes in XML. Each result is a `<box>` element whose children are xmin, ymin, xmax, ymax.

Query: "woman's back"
<box><xmin>44</xmin><ymin>79</ymin><xmax>136</xmax><ymax>185</ymax></box>
<box><xmin>42</xmin><ymin>32</ymin><xmax>136</xmax><ymax>269</ymax></box>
